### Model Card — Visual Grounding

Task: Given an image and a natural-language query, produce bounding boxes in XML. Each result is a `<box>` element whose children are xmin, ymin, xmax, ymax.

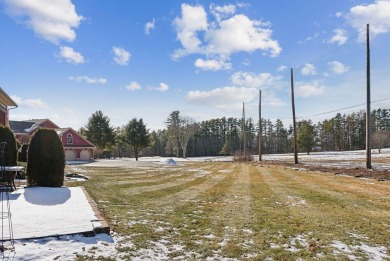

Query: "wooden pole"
<box><xmin>366</xmin><ymin>24</ymin><xmax>372</xmax><ymax>169</ymax></box>
<box><xmin>291</xmin><ymin>68</ymin><xmax>298</xmax><ymax>164</ymax></box>
<box><xmin>259</xmin><ymin>90</ymin><xmax>262</xmax><ymax>161</ymax></box>
<box><xmin>243</xmin><ymin>102</ymin><xmax>246</xmax><ymax>158</ymax></box>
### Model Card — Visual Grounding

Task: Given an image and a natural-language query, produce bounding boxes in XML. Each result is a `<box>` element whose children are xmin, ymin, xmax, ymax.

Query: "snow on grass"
<box><xmin>203</xmin><ymin>234</ymin><xmax>217</xmax><ymax>239</ymax></box>
<box><xmin>331</xmin><ymin>240</ymin><xmax>389</xmax><ymax>261</ymax></box>
<box><xmin>286</xmin><ymin>195</ymin><xmax>307</xmax><ymax>206</ymax></box>
<box><xmin>283</xmin><ymin>234</ymin><xmax>309</xmax><ymax>253</ymax></box>
<box><xmin>217</xmin><ymin>169</ymin><xmax>233</xmax><ymax>173</ymax></box>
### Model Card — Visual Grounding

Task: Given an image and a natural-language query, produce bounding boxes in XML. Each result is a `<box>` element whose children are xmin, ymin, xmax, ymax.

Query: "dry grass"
<box><xmin>66</xmin><ymin>161</ymin><xmax>390</xmax><ymax>260</ymax></box>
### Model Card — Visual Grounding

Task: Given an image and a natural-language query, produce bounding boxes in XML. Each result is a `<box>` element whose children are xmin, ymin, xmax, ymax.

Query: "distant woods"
<box><xmin>80</xmin><ymin>108</ymin><xmax>390</xmax><ymax>159</ymax></box>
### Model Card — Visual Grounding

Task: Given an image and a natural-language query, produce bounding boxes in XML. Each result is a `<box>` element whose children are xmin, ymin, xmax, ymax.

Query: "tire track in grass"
<box><xmin>125</xmin><ymin>162</ymin><xmax>240</xmax><ymax>260</ymax></box>
<box><xmin>157</xmin><ymin>162</ymin><xmax>242</xmax><ymax>260</ymax></box>
<box><xmin>257</xmin><ymin>165</ymin><xmax>357</xmax><ymax>258</ymax></box>
<box><xmin>255</xmin><ymin>166</ymin><xmax>311</xmax><ymax>245</ymax></box>
<box><xmin>277</xmin><ymin>166</ymin><xmax>390</xmax><ymax>248</ymax></box>
<box><xmin>281</xmin><ymin>166</ymin><xmax>390</xmax><ymax>204</ymax></box>
<box><xmin>213</xmin><ymin>164</ymin><xmax>253</xmax><ymax>259</ymax></box>
<box><xmin>258</xmin><ymin>165</ymin><xmax>390</xmax><ymax>259</ymax></box>
<box><xmin>152</xmin><ymin>162</ymin><xmax>236</xmax><ymax>211</ymax></box>
<box><xmin>181</xmin><ymin>163</ymin><xmax>254</xmax><ymax>260</ymax></box>
<box><xmin>117</xmin><ymin>167</ymin><xmax>208</xmax><ymax>195</ymax></box>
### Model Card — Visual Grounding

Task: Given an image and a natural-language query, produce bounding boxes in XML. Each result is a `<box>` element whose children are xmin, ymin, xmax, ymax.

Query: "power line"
<box><xmin>296</xmin><ymin>97</ymin><xmax>390</xmax><ymax>119</ymax></box>
<box><xmin>242</xmin><ymin>92</ymin><xmax>390</xmax><ymax>121</ymax></box>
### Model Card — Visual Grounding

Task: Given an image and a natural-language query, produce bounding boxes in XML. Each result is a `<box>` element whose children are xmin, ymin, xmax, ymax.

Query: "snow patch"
<box><xmin>159</xmin><ymin>158</ymin><xmax>178</xmax><ymax>165</ymax></box>
<box><xmin>331</xmin><ymin>240</ymin><xmax>389</xmax><ymax>260</ymax></box>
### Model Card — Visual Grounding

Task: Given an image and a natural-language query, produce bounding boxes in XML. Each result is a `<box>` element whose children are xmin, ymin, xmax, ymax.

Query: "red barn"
<box><xmin>10</xmin><ymin>119</ymin><xmax>95</xmax><ymax>161</ymax></box>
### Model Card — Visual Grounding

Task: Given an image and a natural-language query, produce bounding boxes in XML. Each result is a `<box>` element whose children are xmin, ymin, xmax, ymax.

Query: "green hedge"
<box><xmin>0</xmin><ymin>125</ymin><xmax>18</xmax><ymax>166</ymax></box>
<box><xmin>27</xmin><ymin>128</ymin><xmax>65</xmax><ymax>187</ymax></box>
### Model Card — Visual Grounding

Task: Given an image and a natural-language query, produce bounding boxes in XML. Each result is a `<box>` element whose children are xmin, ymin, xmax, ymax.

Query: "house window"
<box><xmin>67</xmin><ymin>134</ymin><xmax>73</xmax><ymax>144</ymax></box>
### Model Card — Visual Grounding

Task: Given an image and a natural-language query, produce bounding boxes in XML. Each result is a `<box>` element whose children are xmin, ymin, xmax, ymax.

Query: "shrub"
<box><xmin>27</xmin><ymin>128</ymin><xmax>65</xmax><ymax>187</ymax></box>
<box><xmin>0</xmin><ymin>125</ymin><xmax>18</xmax><ymax>166</ymax></box>
<box><xmin>18</xmin><ymin>144</ymin><xmax>28</xmax><ymax>162</ymax></box>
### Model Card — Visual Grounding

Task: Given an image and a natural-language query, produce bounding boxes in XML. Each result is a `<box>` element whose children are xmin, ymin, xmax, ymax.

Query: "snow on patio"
<box><xmin>0</xmin><ymin>186</ymin><xmax>116</xmax><ymax>260</ymax></box>
<box><xmin>6</xmin><ymin>187</ymin><xmax>98</xmax><ymax>240</ymax></box>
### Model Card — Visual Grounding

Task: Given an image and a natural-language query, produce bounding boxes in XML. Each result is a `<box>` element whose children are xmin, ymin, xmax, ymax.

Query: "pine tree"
<box><xmin>122</xmin><ymin>118</ymin><xmax>150</xmax><ymax>161</ymax></box>
<box><xmin>82</xmin><ymin>110</ymin><xmax>116</xmax><ymax>155</ymax></box>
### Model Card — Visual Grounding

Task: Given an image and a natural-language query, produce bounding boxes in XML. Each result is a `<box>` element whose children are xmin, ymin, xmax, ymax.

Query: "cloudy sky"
<box><xmin>1</xmin><ymin>0</ymin><xmax>390</xmax><ymax>130</ymax></box>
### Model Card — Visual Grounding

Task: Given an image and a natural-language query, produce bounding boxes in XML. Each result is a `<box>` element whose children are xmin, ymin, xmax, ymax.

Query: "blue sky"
<box><xmin>1</xmin><ymin>0</ymin><xmax>390</xmax><ymax>131</ymax></box>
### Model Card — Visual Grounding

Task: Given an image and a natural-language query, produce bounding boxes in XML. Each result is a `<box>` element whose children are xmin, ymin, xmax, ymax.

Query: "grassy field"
<box><xmin>66</xmin><ymin>161</ymin><xmax>390</xmax><ymax>260</ymax></box>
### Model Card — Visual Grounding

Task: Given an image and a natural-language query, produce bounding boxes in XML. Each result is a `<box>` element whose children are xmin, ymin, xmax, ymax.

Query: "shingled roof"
<box><xmin>9</xmin><ymin>121</ymin><xmax>35</xmax><ymax>134</ymax></box>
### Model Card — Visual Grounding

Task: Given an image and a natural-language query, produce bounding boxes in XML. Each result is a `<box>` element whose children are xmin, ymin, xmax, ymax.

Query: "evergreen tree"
<box><xmin>297</xmin><ymin>120</ymin><xmax>316</xmax><ymax>154</ymax></box>
<box><xmin>82</xmin><ymin>110</ymin><xmax>116</xmax><ymax>155</ymax></box>
<box><xmin>165</xmin><ymin>111</ymin><xmax>181</xmax><ymax>157</ymax></box>
<box><xmin>122</xmin><ymin>118</ymin><xmax>150</xmax><ymax>161</ymax></box>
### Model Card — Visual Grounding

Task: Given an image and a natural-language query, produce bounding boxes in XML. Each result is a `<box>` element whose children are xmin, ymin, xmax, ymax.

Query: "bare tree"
<box><xmin>178</xmin><ymin>116</ymin><xmax>199</xmax><ymax>158</ymax></box>
<box><xmin>372</xmin><ymin>129</ymin><xmax>390</xmax><ymax>153</ymax></box>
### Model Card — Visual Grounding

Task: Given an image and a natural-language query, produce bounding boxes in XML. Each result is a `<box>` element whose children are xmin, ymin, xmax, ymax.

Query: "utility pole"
<box><xmin>366</xmin><ymin>24</ymin><xmax>372</xmax><ymax>169</ymax></box>
<box><xmin>242</xmin><ymin>102</ymin><xmax>246</xmax><ymax>158</ymax></box>
<box><xmin>258</xmin><ymin>90</ymin><xmax>262</xmax><ymax>161</ymax></box>
<box><xmin>291</xmin><ymin>68</ymin><xmax>298</xmax><ymax>164</ymax></box>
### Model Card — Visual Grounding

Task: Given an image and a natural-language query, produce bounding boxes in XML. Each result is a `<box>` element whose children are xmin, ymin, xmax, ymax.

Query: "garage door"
<box><xmin>65</xmin><ymin>150</ymin><xmax>76</xmax><ymax>161</ymax></box>
<box><xmin>80</xmin><ymin>150</ymin><xmax>90</xmax><ymax>160</ymax></box>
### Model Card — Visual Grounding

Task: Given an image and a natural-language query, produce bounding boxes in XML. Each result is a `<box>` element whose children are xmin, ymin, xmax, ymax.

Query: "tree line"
<box><xmin>80</xmin><ymin>108</ymin><xmax>390</xmax><ymax>159</ymax></box>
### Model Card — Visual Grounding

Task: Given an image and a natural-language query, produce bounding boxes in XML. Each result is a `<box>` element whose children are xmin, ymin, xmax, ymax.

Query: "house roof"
<box><xmin>10</xmin><ymin>119</ymin><xmax>95</xmax><ymax>148</ymax></box>
<box><xmin>56</xmin><ymin>127</ymin><xmax>95</xmax><ymax>148</ymax></box>
<box><xmin>9</xmin><ymin>121</ymin><xmax>35</xmax><ymax>134</ymax></box>
<box><xmin>24</xmin><ymin>119</ymin><xmax>60</xmax><ymax>128</ymax></box>
<box><xmin>9</xmin><ymin>119</ymin><xmax>60</xmax><ymax>133</ymax></box>
<box><xmin>0</xmin><ymin>87</ymin><xmax>18</xmax><ymax>107</ymax></box>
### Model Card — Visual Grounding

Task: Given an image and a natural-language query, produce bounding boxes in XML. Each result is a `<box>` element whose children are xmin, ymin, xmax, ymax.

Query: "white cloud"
<box><xmin>210</xmin><ymin>3</ymin><xmax>236</xmax><ymax>22</ymax></box>
<box><xmin>296</xmin><ymin>81</ymin><xmax>325</xmax><ymax>97</ymax></box>
<box><xmin>328</xmin><ymin>29</ymin><xmax>348</xmax><ymax>45</ymax></box>
<box><xmin>347</xmin><ymin>0</ymin><xmax>390</xmax><ymax>41</ymax></box>
<box><xmin>186</xmin><ymin>86</ymin><xmax>258</xmax><ymax>110</ymax></box>
<box><xmin>10</xmin><ymin>95</ymin><xmax>50</xmax><ymax>110</ymax></box>
<box><xmin>69</xmin><ymin>76</ymin><xmax>107</xmax><ymax>84</ymax></box>
<box><xmin>4</xmin><ymin>0</ymin><xmax>83</xmax><ymax>44</ymax></box>
<box><xmin>301</xmin><ymin>63</ymin><xmax>317</xmax><ymax>76</ymax></box>
<box><xmin>145</xmin><ymin>19</ymin><xmax>155</xmax><ymax>35</ymax></box>
<box><xmin>335</xmin><ymin>12</ymin><xmax>343</xmax><ymax>18</ymax></box>
<box><xmin>172</xmin><ymin>4</ymin><xmax>208</xmax><ymax>59</ymax></box>
<box><xmin>125</xmin><ymin>82</ymin><xmax>142</xmax><ymax>91</ymax></box>
<box><xmin>328</xmin><ymin>61</ymin><xmax>350</xmax><ymax>74</ymax></box>
<box><xmin>151</xmin><ymin>82</ymin><xmax>169</xmax><ymax>92</ymax></box>
<box><xmin>172</xmin><ymin>3</ymin><xmax>281</xmax><ymax>66</ymax></box>
<box><xmin>231</xmin><ymin>71</ymin><xmax>282</xmax><ymax>88</ymax></box>
<box><xmin>277</xmin><ymin>65</ymin><xmax>287</xmax><ymax>72</ymax></box>
<box><xmin>59</xmin><ymin>46</ymin><xmax>85</xmax><ymax>64</ymax></box>
<box><xmin>194</xmin><ymin>58</ymin><xmax>232</xmax><ymax>71</ymax></box>
<box><xmin>205</xmin><ymin>14</ymin><xmax>281</xmax><ymax>57</ymax></box>
<box><xmin>113</xmin><ymin>47</ymin><xmax>130</xmax><ymax>65</ymax></box>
